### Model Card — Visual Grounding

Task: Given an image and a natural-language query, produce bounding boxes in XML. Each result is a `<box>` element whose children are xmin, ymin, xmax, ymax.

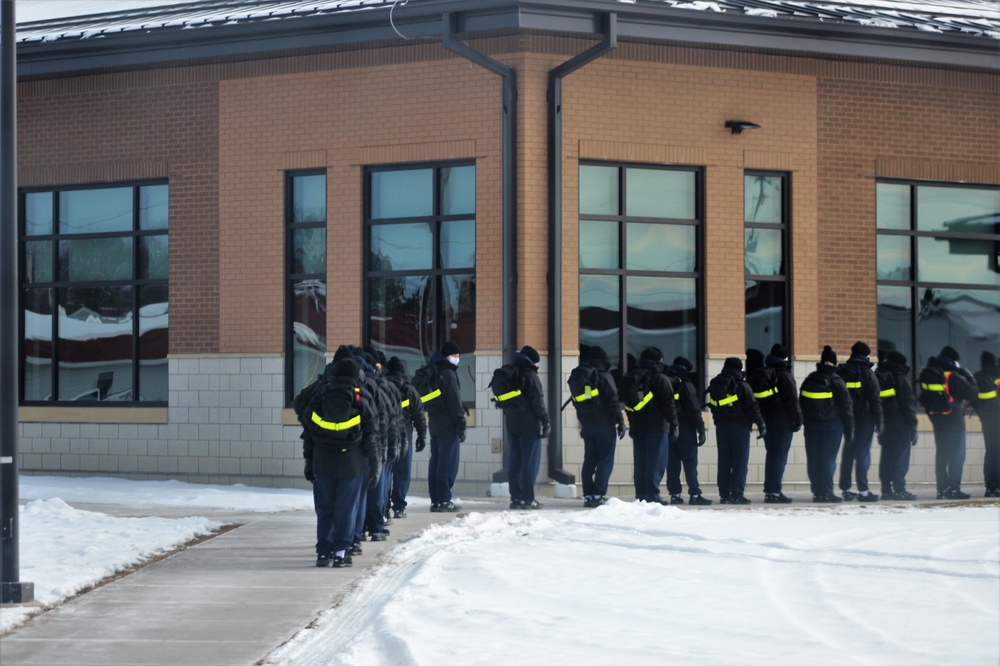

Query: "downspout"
<box><xmin>546</xmin><ymin>13</ymin><xmax>617</xmax><ymax>485</ymax></box>
<box><xmin>441</xmin><ymin>13</ymin><xmax>517</xmax><ymax>483</ymax></box>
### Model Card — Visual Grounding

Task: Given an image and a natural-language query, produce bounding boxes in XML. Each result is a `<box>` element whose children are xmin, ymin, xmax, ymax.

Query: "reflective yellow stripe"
<box><xmin>625</xmin><ymin>391</ymin><xmax>654</xmax><ymax>412</ymax></box>
<box><xmin>710</xmin><ymin>394</ymin><xmax>738</xmax><ymax>407</ymax></box>
<box><xmin>573</xmin><ymin>386</ymin><xmax>600</xmax><ymax>402</ymax></box>
<box><xmin>421</xmin><ymin>389</ymin><xmax>442</xmax><ymax>403</ymax></box>
<box><xmin>494</xmin><ymin>388</ymin><xmax>523</xmax><ymax>402</ymax></box>
<box><xmin>673</xmin><ymin>393</ymin><xmax>680</xmax><ymax>401</ymax></box>
<box><xmin>879</xmin><ymin>388</ymin><xmax>897</xmax><ymax>398</ymax></box>
<box><xmin>920</xmin><ymin>383</ymin><xmax>945</xmax><ymax>392</ymax></box>
<box><xmin>801</xmin><ymin>391</ymin><xmax>833</xmax><ymax>400</ymax></box>
<box><xmin>401</xmin><ymin>398</ymin><xmax>410</xmax><ymax>409</ymax></box>
<box><xmin>311</xmin><ymin>411</ymin><xmax>361</xmax><ymax>431</ymax></box>
<box><xmin>753</xmin><ymin>387</ymin><xmax>778</xmax><ymax>399</ymax></box>
<box><xmin>979</xmin><ymin>390</ymin><xmax>998</xmax><ymax>400</ymax></box>
<box><xmin>845</xmin><ymin>381</ymin><xmax>862</xmax><ymax>389</ymax></box>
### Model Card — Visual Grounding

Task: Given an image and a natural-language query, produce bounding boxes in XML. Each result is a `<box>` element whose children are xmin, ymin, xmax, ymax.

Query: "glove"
<box><xmin>911</xmin><ymin>430</ymin><xmax>919</xmax><ymax>447</ymax></box>
<box><xmin>368</xmin><ymin>467</ymin><xmax>381</xmax><ymax>488</ymax></box>
<box><xmin>791</xmin><ymin>420</ymin><xmax>802</xmax><ymax>433</ymax></box>
<box><xmin>756</xmin><ymin>424</ymin><xmax>767</xmax><ymax>440</ymax></box>
<box><xmin>669</xmin><ymin>424</ymin><xmax>679</xmax><ymax>444</ymax></box>
<box><xmin>304</xmin><ymin>459</ymin><xmax>315</xmax><ymax>483</ymax></box>
<box><xmin>844</xmin><ymin>429</ymin><xmax>854</xmax><ymax>447</ymax></box>
<box><xmin>540</xmin><ymin>423</ymin><xmax>551</xmax><ymax>439</ymax></box>
<box><xmin>697</xmin><ymin>429</ymin><xmax>706</xmax><ymax>447</ymax></box>
<box><xmin>617</xmin><ymin>422</ymin><xmax>627</xmax><ymax>440</ymax></box>
<box><xmin>876</xmin><ymin>418</ymin><xmax>885</xmax><ymax>436</ymax></box>
<box><xmin>459</xmin><ymin>430</ymin><xmax>467</xmax><ymax>444</ymax></box>
<box><xmin>415</xmin><ymin>436</ymin><xmax>426</xmax><ymax>453</ymax></box>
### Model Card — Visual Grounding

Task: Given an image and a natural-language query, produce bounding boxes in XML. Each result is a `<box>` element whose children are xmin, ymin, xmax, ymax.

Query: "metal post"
<box><xmin>1</xmin><ymin>0</ymin><xmax>33</xmax><ymax>605</ymax></box>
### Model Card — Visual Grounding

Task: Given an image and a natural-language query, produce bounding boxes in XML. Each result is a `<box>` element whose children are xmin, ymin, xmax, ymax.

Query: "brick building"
<box><xmin>12</xmin><ymin>0</ymin><xmax>1000</xmax><ymax>498</ymax></box>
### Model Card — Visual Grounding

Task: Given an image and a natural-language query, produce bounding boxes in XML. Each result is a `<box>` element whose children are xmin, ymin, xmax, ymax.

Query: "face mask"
<box><xmin>448</xmin><ymin>355</ymin><xmax>460</xmax><ymax>367</ymax></box>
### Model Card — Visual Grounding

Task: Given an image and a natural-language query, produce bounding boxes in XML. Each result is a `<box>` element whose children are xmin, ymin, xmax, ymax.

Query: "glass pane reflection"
<box><xmin>292</xmin><ymin>175</ymin><xmax>326</xmax><ymax>224</ymax></box>
<box><xmin>627</xmin><ymin>223</ymin><xmax>695</xmax><ymax>272</ymax></box>
<box><xmin>292</xmin><ymin>279</ymin><xmax>327</xmax><ymax>398</ymax></box>
<box><xmin>442</xmin><ymin>274</ymin><xmax>476</xmax><ymax>404</ymax></box>
<box><xmin>60</xmin><ymin>238</ymin><xmax>133</xmax><ymax>281</ymax></box>
<box><xmin>60</xmin><ymin>188</ymin><xmax>133</xmax><ymax>234</ymax></box>
<box><xmin>579</xmin><ymin>165</ymin><xmax>618</xmax><ymax>216</ymax></box>
<box><xmin>745</xmin><ymin>280</ymin><xmax>785</xmax><ymax>353</ymax></box>
<box><xmin>441</xmin><ymin>166</ymin><xmax>475</xmax><ymax>216</ymax></box>
<box><xmin>744</xmin><ymin>228</ymin><xmax>783</xmax><ymax>276</ymax></box>
<box><xmin>370</xmin><ymin>222</ymin><xmax>432</xmax><ymax>271</ymax></box>
<box><xmin>371</xmin><ymin>170</ymin><xmax>433</xmax><ymax>219</ymax></box>
<box><xmin>139</xmin><ymin>185</ymin><xmax>169</xmax><ymax>230</ymax></box>
<box><xmin>580</xmin><ymin>220</ymin><xmax>618</xmax><ymax>270</ymax></box>
<box><xmin>744</xmin><ymin>176</ymin><xmax>782</xmax><ymax>224</ymax></box>
<box><xmin>626</xmin><ymin>169</ymin><xmax>695</xmax><ymax>219</ymax></box>
<box><xmin>25</xmin><ymin>192</ymin><xmax>53</xmax><ymax>236</ymax></box>
<box><xmin>917</xmin><ymin>236</ymin><xmax>1000</xmax><ymax>287</ymax></box>
<box><xmin>25</xmin><ymin>241</ymin><xmax>53</xmax><ymax>284</ymax></box>
<box><xmin>625</xmin><ymin>276</ymin><xmax>696</xmax><ymax>371</ymax></box>
<box><xmin>23</xmin><ymin>288</ymin><xmax>53</xmax><ymax>401</ymax></box>
<box><xmin>876</xmin><ymin>234</ymin><xmax>910</xmax><ymax>280</ymax></box>
<box><xmin>440</xmin><ymin>220</ymin><xmax>475</xmax><ymax>269</ymax></box>
<box><xmin>293</xmin><ymin>227</ymin><xmax>326</xmax><ymax>275</ymax></box>
<box><xmin>580</xmin><ymin>274</ymin><xmax>621</xmax><ymax>370</ymax></box>
<box><xmin>876</xmin><ymin>183</ymin><xmax>910</xmax><ymax>230</ymax></box>
<box><xmin>877</xmin><ymin>285</ymin><xmax>913</xmax><ymax>365</ymax></box>
<box><xmin>917</xmin><ymin>186</ymin><xmax>1000</xmax><ymax>233</ymax></box>
<box><xmin>917</xmin><ymin>287</ymin><xmax>999</xmax><ymax>372</ymax></box>
<box><xmin>58</xmin><ymin>286</ymin><xmax>134</xmax><ymax>401</ymax></box>
<box><xmin>139</xmin><ymin>286</ymin><xmax>169</xmax><ymax>402</ymax></box>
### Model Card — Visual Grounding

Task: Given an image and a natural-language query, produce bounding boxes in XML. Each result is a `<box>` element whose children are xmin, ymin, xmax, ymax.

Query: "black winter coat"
<box><xmin>840</xmin><ymin>357</ymin><xmax>885</xmax><ymax>430</ymax></box>
<box><xmin>668</xmin><ymin>369</ymin><xmax>705</xmax><ymax>436</ymax></box>
<box><xmin>877</xmin><ymin>358</ymin><xmax>918</xmax><ymax>437</ymax></box>
<box><xmin>767</xmin><ymin>363</ymin><xmax>803</xmax><ymax>431</ymax></box>
<box><xmin>800</xmin><ymin>364</ymin><xmax>855</xmax><ymax>437</ymax></box>
<box><xmin>709</xmin><ymin>366</ymin><xmax>765</xmax><ymax>431</ymax></box>
<box><xmin>502</xmin><ymin>355</ymin><xmax>551</xmax><ymax>436</ymax></box>
<box><xmin>302</xmin><ymin>376</ymin><xmax>380</xmax><ymax>480</ymax></box>
<box><xmin>427</xmin><ymin>354</ymin><xmax>466</xmax><ymax>438</ymax></box>
<box><xmin>626</xmin><ymin>360</ymin><xmax>679</xmax><ymax>438</ymax></box>
<box><xmin>385</xmin><ymin>371</ymin><xmax>428</xmax><ymax>452</ymax></box>
<box><xmin>573</xmin><ymin>359</ymin><xmax>625</xmax><ymax>431</ymax></box>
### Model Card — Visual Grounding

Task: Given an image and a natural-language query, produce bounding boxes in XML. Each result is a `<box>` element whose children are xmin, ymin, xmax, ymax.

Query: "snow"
<box><xmin>4</xmin><ymin>474</ymin><xmax>998</xmax><ymax>665</ymax></box>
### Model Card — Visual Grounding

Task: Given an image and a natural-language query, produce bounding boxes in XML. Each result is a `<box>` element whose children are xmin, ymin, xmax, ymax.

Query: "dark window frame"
<box><xmin>18</xmin><ymin>180</ymin><xmax>169</xmax><ymax>406</ymax></box>
<box><xmin>744</xmin><ymin>169</ymin><xmax>792</xmax><ymax>354</ymax></box>
<box><xmin>578</xmin><ymin>160</ymin><xmax>705</xmax><ymax>379</ymax></box>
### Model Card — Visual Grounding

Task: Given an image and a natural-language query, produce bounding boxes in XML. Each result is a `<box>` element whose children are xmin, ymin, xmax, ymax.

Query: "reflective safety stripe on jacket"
<box><xmin>401</xmin><ymin>398</ymin><xmax>410</xmax><ymax>409</ymax></box>
<box><xmin>710</xmin><ymin>394</ymin><xmax>738</xmax><ymax>407</ymax></box>
<box><xmin>573</xmin><ymin>385</ymin><xmax>600</xmax><ymax>403</ymax></box>
<box><xmin>921</xmin><ymin>370</ymin><xmax>953</xmax><ymax>414</ymax></box>
<box><xmin>753</xmin><ymin>387</ymin><xmax>778</xmax><ymax>400</ymax></box>
<box><xmin>845</xmin><ymin>381</ymin><xmax>862</xmax><ymax>389</ymax></box>
<box><xmin>420</xmin><ymin>388</ymin><xmax>442</xmax><ymax>404</ymax></box>
<box><xmin>311</xmin><ymin>411</ymin><xmax>361</xmax><ymax>431</ymax></box>
<box><xmin>879</xmin><ymin>387</ymin><xmax>897</xmax><ymax>399</ymax></box>
<box><xmin>625</xmin><ymin>392</ymin><xmax>654</xmax><ymax>412</ymax></box>
<box><xmin>980</xmin><ymin>390</ymin><xmax>998</xmax><ymax>400</ymax></box>
<box><xmin>493</xmin><ymin>388</ymin><xmax>523</xmax><ymax>404</ymax></box>
<box><xmin>801</xmin><ymin>390</ymin><xmax>833</xmax><ymax>400</ymax></box>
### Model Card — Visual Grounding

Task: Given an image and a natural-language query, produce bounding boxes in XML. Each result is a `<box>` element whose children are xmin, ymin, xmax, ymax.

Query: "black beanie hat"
<box><xmin>821</xmin><ymin>345</ymin><xmax>838</xmax><ymax>365</ymax></box>
<box><xmin>640</xmin><ymin>347</ymin><xmax>663</xmax><ymax>363</ymax></box>
<box><xmin>851</xmin><ymin>340</ymin><xmax>871</xmax><ymax>358</ymax></box>
<box><xmin>672</xmin><ymin>356</ymin><xmax>693</xmax><ymax>372</ymax></box>
<box><xmin>332</xmin><ymin>344</ymin><xmax>353</xmax><ymax>362</ymax></box>
<box><xmin>724</xmin><ymin>357</ymin><xmax>743</xmax><ymax>371</ymax></box>
<box><xmin>745</xmin><ymin>348</ymin><xmax>765</xmax><ymax>372</ymax></box>
<box><xmin>888</xmin><ymin>351</ymin><xmax>908</xmax><ymax>367</ymax></box>
<box><xmin>441</xmin><ymin>340</ymin><xmax>461</xmax><ymax>357</ymax></box>
<box><xmin>940</xmin><ymin>346</ymin><xmax>960</xmax><ymax>363</ymax></box>
<box><xmin>386</xmin><ymin>356</ymin><xmax>406</xmax><ymax>375</ymax></box>
<box><xmin>334</xmin><ymin>358</ymin><xmax>360</xmax><ymax>378</ymax></box>
<box><xmin>770</xmin><ymin>343</ymin><xmax>789</xmax><ymax>359</ymax></box>
<box><xmin>982</xmin><ymin>351</ymin><xmax>998</xmax><ymax>371</ymax></box>
<box><xmin>520</xmin><ymin>345</ymin><xmax>540</xmax><ymax>364</ymax></box>
<box><xmin>588</xmin><ymin>346</ymin><xmax>609</xmax><ymax>366</ymax></box>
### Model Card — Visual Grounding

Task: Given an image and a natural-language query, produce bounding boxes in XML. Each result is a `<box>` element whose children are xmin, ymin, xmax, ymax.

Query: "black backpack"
<box><xmin>917</xmin><ymin>366</ymin><xmax>952</xmax><ymax>415</ymax></box>
<box><xmin>874</xmin><ymin>368</ymin><xmax>899</xmax><ymax>416</ymax></box>
<box><xmin>568</xmin><ymin>365</ymin><xmax>602</xmax><ymax>413</ymax></box>
<box><xmin>489</xmin><ymin>364</ymin><xmax>523</xmax><ymax>409</ymax></box>
<box><xmin>747</xmin><ymin>367</ymin><xmax>779</xmax><ymax>410</ymax></box>
<box><xmin>307</xmin><ymin>380</ymin><xmax>363</xmax><ymax>444</ymax></box>
<box><xmin>620</xmin><ymin>368</ymin><xmax>653</xmax><ymax>413</ymax></box>
<box><xmin>800</xmin><ymin>371</ymin><xmax>837</xmax><ymax>421</ymax></box>
<box><xmin>707</xmin><ymin>372</ymin><xmax>740</xmax><ymax>418</ymax></box>
<box><xmin>412</xmin><ymin>363</ymin><xmax>444</xmax><ymax>412</ymax></box>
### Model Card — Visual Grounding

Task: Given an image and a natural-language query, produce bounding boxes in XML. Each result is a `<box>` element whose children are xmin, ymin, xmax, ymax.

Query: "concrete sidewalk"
<box><xmin>0</xmin><ymin>488</ymin><xmax>960</xmax><ymax>665</ymax></box>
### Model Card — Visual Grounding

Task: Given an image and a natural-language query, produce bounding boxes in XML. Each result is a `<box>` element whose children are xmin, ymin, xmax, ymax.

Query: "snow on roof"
<box><xmin>12</xmin><ymin>0</ymin><xmax>1000</xmax><ymax>45</ymax></box>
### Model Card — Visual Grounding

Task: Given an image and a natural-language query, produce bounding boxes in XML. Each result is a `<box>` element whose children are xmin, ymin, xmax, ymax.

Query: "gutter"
<box><xmin>440</xmin><ymin>12</ymin><xmax>518</xmax><ymax>484</ymax></box>
<box><xmin>545</xmin><ymin>12</ymin><xmax>617</xmax><ymax>486</ymax></box>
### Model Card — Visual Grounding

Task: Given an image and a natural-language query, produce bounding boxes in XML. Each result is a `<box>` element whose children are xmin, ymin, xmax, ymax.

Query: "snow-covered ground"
<box><xmin>3</xmin><ymin>475</ymin><xmax>998</xmax><ymax>665</ymax></box>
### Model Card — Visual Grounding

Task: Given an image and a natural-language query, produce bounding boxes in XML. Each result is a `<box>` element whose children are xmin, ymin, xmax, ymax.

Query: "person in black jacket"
<box><xmin>837</xmin><ymin>341</ymin><xmax>885</xmax><ymax>502</ymax></box>
<box><xmin>800</xmin><ymin>346</ymin><xmax>854</xmax><ymax>503</ymax></box>
<box><xmin>929</xmin><ymin>346</ymin><xmax>980</xmax><ymax>500</ymax></box>
<box><xmin>973</xmin><ymin>351</ymin><xmax>1000</xmax><ymax>497</ymax></box>
<box><xmin>709</xmin><ymin>356</ymin><xmax>766</xmax><ymax>505</ymax></box>
<box><xmin>571</xmin><ymin>346</ymin><xmax>625</xmax><ymax>508</ymax></box>
<box><xmin>502</xmin><ymin>346</ymin><xmax>551</xmax><ymax>510</ymax></box>
<box><xmin>757</xmin><ymin>344</ymin><xmax>802</xmax><ymax>504</ymax></box>
<box><xmin>625</xmin><ymin>347</ymin><xmax>679</xmax><ymax>505</ymax></box>
<box><xmin>877</xmin><ymin>351</ymin><xmax>919</xmax><ymax>500</ymax></box>
<box><xmin>665</xmin><ymin>356</ymin><xmax>711</xmax><ymax>506</ymax></box>
<box><xmin>427</xmin><ymin>341</ymin><xmax>466</xmax><ymax>512</ymax></box>
<box><xmin>384</xmin><ymin>356</ymin><xmax>427</xmax><ymax>518</ymax></box>
<box><xmin>301</xmin><ymin>358</ymin><xmax>380</xmax><ymax>568</ymax></box>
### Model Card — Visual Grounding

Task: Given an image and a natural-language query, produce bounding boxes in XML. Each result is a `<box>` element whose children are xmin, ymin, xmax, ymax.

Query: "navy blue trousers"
<box><xmin>840</xmin><ymin>412</ymin><xmax>875</xmax><ymax>493</ymax></box>
<box><xmin>931</xmin><ymin>411</ymin><xmax>967</xmax><ymax>492</ymax></box>
<box><xmin>390</xmin><ymin>440</ymin><xmax>413</xmax><ymax>512</ymax></box>
<box><xmin>313</xmin><ymin>474</ymin><xmax>364</xmax><ymax>556</ymax></box>
<box><xmin>762</xmin><ymin>412</ymin><xmax>794</xmax><ymax>495</ymax></box>
<box><xmin>580</xmin><ymin>426</ymin><xmax>617</xmax><ymax>498</ymax></box>
<box><xmin>715</xmin><ymin>421</ymin><xmax>750</xmax><ymax>498</ymax></box>
<box><xmin>353</xmin><ymin>467</ymin><xmax>371</xmax><ymax>545</ymax></box>
<box><xmin>984</xmin><ymin>425</ymin><xmax>1000</xmax><ymax>492</ymax></box>
<box><xmin>428</xmin><ymin>434</ymin><xmax>461</xmax><ymax>505</ymax></box>
<box><xmin>804</xmin><ymin>418</ymin><xmax>843</xmax><ymax>497</ymax></box>
<box><xmin>631</xmin><ymin>429</ymin><xmax>669</xmax><ymax>502</ymax></box>
<box><xmin>878</xmin><ymin>427</ymin><xmax>912</xmax><ymax>494</ymax></box>
<box><xmin>666</xmin><ymin>426</ymin><xmax>701</xmax><ymax>497</ymax></box>
<box><xmin>365</xmin><ymin>461</ymin><xmax>392</xmax><ymax>533</ymax></box>
<box><xmin>508</xmin><ymin>433</ymin><xmax>542</xmax><ymax>503</ymax></box>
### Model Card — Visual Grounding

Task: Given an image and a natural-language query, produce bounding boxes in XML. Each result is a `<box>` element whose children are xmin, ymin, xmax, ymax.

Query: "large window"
<box><xmin>745</xmin><ymin>172</ymin><xmax>790</xmax><ymax>354</ymax></box>
<box><xmin>20</xmin><ymin>182</ymin><xmax>169</xmax><ymax>403</ymax></box>
<box><xmin>286</xmin><ymin>171</ymin><xmax>327</xmax><ymax>402</ymax></box>
<box><xmin>876</xmin><ymin>181</ymin><xmax>1000</xmax><ymax>369</ymax></box>
<box><xmin>579</xmin><ymin>162</ymin><xmax>702</xmax><ymax>376</ymax></box>
<box><xmin>364</xmin><ymin>162</ymin><xmax>476</xmax><ymax>404</ymax></box>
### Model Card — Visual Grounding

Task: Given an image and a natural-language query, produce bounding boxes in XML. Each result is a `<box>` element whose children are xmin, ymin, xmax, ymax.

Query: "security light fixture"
<box><xmin>725</xmin><ymin>120</ymin><xmax>761</xmax><ymax>135</ymax></box>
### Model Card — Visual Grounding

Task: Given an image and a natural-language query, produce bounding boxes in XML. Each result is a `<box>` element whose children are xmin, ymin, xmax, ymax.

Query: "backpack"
<box><xmin>799</xmin><ymin>371</ymin><xmax>837</xmax><ymax>421</ymax></box>
<box><xmin>747</xmin><ymin>367</ymin><xmax>779</xmax><ymax>411</ymax></box>
<box><xmin>489</xmin><ymin>364</ymin><xmax>524</xmax><ymax>409</ymax></box>
<box><xmin>874</xmin><ymin>368</ymin><xmax>899</xmax><ymax>416</ymax></box>
<box><xmin>917</xmin><ymin>366</ymin><xmax>952</xmax><ymax>415</ymax></box>
<box><xmin>707</xmin><ymin>372</ymin><xmax>740</xmax><ymax>418</ymax></box>
<box><xmin>619</xmin><ymin>368</ymin><xmax>653</xmax><ymax>413</ymax></box>
<box><xmin>411</xmin><ymin>363</ymin><xmax>444</xmax><ymax>412</ymax></box>
<box><xmin>307</xmin><ymin>380</ymin><xmax>363</xmax><ymax>444</ymax></box>
<box><xmin>567</xmin><ymin>365</ymin><xmax>602</xmax><ymax>414</ymax></box>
